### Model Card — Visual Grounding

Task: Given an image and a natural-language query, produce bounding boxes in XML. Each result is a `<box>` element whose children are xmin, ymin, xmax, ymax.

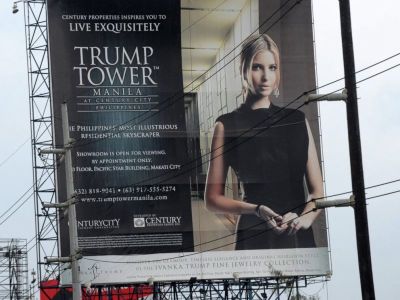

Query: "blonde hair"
<box><xmin>240</xmin><ymin>34</ymin><xmax>281</xmax><ymax>96</ymax></box>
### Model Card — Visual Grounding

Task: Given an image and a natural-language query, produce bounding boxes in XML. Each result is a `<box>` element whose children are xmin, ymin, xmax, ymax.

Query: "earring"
<box><xmin>273</xmin><ymin>88</ymin><xmax>280</xmax><ymax>98</ymax></box>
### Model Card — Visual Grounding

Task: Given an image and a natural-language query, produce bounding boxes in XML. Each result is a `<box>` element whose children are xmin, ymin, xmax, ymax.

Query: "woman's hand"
<box><xmin>282</xmin><ymin>212</ymin><xmax>313</xmax><ymax>235</ymax></box>
<box><xmin>257</xmin><ymin>205</ymin><xmax>285</xmax><ymax>234</ymax></box>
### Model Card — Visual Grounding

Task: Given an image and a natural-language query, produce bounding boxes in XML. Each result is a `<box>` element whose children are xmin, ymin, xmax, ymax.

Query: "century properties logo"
<box><xmin>133</xmin><ymin>216</ymin><xmax>181</xmax><ymax>228</ymax></box>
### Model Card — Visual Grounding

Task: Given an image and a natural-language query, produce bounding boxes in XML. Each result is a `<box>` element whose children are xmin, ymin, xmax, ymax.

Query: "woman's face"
<box><xmin>250</xmin><ymin>50</ymin><xmax>277</xmax><ymax>99</ymax></box>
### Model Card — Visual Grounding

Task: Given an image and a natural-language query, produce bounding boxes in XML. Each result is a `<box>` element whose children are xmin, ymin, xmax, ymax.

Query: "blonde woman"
<box><xmin>204</xmin><ymin>34</ymin><xmax>323</xmax><ymax>250</ymax></box>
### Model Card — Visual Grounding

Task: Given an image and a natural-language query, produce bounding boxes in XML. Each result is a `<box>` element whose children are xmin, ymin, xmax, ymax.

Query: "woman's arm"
<box><xmin>204</xmin><ymin>121</ymin><xmax>257</xmax><ymax>214</ymax></box>
<box><xmin>205</xmin><ymin>121</ymin><xmax>285</xmax><ymax>232</ymax></box>
<box><xmin>284</xmin><ymin>119</ymin><xmax>324</xmax><ymax>235</ymax></box>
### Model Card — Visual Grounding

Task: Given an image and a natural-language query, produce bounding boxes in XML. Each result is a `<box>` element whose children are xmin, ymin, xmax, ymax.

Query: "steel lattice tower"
<box><xmin>0</xmin><ymin>239</ymin><xmax>29</xmax><ymax>300</ymax></box>
<box><xmin>23</xmin><ymin>0</ymin><xmax>59</xmax><ymax>284</ymax></box>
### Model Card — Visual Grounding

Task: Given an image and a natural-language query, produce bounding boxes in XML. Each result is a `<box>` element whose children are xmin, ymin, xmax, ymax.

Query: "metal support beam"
<box><xmin>315</xmin><ymin>195</ymin><xmax>355</xmax><ymax>209</ymax></box>
<box><xmin>305</xmin><ymin>90</ymin><xmax>347</xmax><ymax>104</ymax></box>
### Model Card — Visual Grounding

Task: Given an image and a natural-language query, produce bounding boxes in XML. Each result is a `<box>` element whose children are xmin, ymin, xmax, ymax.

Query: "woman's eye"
<box><xmin>269</xmin><ymin>65</ymin><xmax>277</xmax><ymax>71</ymax></box>
<box><xmin>252</xmin><ymin>65</ymin><xmax>262</xmax><ymax>70</ymax></box>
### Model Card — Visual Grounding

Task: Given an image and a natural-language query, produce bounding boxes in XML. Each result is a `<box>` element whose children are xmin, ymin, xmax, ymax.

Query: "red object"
<box><xmin>40</xmin><ymin>279</ymin><xmax>153</xmax><ymax>300</ymax></box>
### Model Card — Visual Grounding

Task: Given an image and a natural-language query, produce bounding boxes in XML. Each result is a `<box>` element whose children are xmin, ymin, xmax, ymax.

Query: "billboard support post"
<box><xmin>61</xmin><ymin>103</ymin><xmax>81</xmax><ymax>300</ymax></box>
<box><xmin>338</xmin><ymin>0</ymin><xmax>376</xmax><ymax>299</ymax></box>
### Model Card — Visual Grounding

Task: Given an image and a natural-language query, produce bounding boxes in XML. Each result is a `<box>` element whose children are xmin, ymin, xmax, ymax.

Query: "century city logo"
<box><xmin>77</xmin><ymin>218</ymin><xmax>120</xmax><ymax>230</ymax></box>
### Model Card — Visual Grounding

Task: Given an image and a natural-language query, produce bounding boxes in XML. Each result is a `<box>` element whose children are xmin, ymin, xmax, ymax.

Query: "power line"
<box><xmin>13</xmin><ymin>177</ymin><xmax>400</xmax><ymax>289</ymax></box>
<box><xmin>11</xmin><ymin>58</ymin><xmax>399</xmax><ymax>254</ymax></box>
<box><xmin>48</xmin><ymin>4</ymin><xmax>400</xmax><ymax>167</ymax></box>
<box><xmin>366</xmin><ymin>189</ymin><xmax>400</xmax><ymax>200</ymax></box>
<box><xmin>181</xmin><ymin>0</ymin><xmax>230</xmax><ymax>33</ymax></box>
<box><xmin>316</xmin><ymin>51</ymin><xmax>400</xmax><ymax>91</ymax></box>
<box><xmin>0</xmin><ymin>137</ymin><xmax>30</xmax><ymax>168</ymax></box>
<box><xmin>64</xmin><ymin>59</ymin><xmax>400</xmax><ymax>201</ymax></box>
<box><xmin>10</xmin><ymin>1</ymin><xmax>398</xmax><ymax>286</ymax></box>
<box><xmin>17</xmin><ymin>176</ymin><xmax>400</xmax><ymax>264</ymax></box>
<box><xmin>45</xmin><ymin>60</ymin><xmax>400</xmax><ymax>257</ymax></box>
<box><xmin>0</xmin><ymin>186</ymin><xmax>33</xmax><ymax>223</ymax></box>
<box><xmin>24</xmin><ymin>176</ymin><xmax>400</xmax><ymax>257</ymax></box>
<box><xmin>80</xmin><ymin>178</ymin><xmax>400</xmax><ymax>260</ymax></box>
<box><xmin>0</xmin><ymin>158</ymin><xmax>59</xmax><ymax>227</ymax></box>
<box><xmin>0</xmin><ymin>167</ymin><xmax>54</xmax><ymax>225</ymax></box>
<box><xmin>84</xmin><ymin>208</ymin><xmax>319</xmax><ymax>264</ymax></box>
<box><xmin>49</xmin><ymin>0</ymin><xmax>298</xmax><ymax>149</ymax></box>
<box><xmin>0</xmin><ymin>190</ymin><xmax>34</xmax><ymax>226</ymax></box>
<box><xmin>28</xmin><ymin>58</ymin><xmax>400</xmax><ymax>259</ymax></box>
<box><xmin>40</xmin><ymin>46</ymin><xmax>400</xmax><ymax>195</ymax></box>
<box><xmin>48</xmin><ymin>47</ymin><xmax>400</xmax><ymax>152</ymax></box>
<box><xmin>80</xmin><ymin>187</ymin><xmax>400</xmax><ymax>265</ymax></box>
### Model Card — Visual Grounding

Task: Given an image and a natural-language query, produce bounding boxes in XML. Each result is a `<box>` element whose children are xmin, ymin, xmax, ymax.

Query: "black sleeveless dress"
<box><xmin>216</xmin><ymin>104</ymin><xmax>316</xmax><ymax>249</ymax></box>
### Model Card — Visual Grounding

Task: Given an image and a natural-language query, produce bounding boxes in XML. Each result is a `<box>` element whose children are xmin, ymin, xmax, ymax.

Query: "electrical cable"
<box><xmin>0</xmin><ymin>190</ymin><xmax>34</xmax><ymax>226</ymax></box>
<box><xmin>48</xmin><ymin>9</ymin><xmax>400</xmax><ymax>182</ymax></box>
<box><xmin>64</xmin><ymin>59</ymin><xmax>400</xmax><ymax>201</ymax></box>
<box><xmin>16</xmin><ymin>2</ymin><xmax>400</xmax><ymax>286</ymax></box>
<box><xmin>11</xmin><ymin>59</ymin><xmax>400</xmax><ymax>255</ymax></box>
<box><xmin>81</xmin><ymin>183</ymin><xmax>400</xmax><ymax>262</ymax></box>
<box><xmin>33</xmin><ymin>4</ymin><xmax>313</xmax><ymax>245</ymax></box>
<box><xmin>322</xmin><ymin>178</ymin><xmax>400</xmax><ymax>199</ymax></box>
<box><xmin>0</xmin><ymin>165</ymin><xmax>55</xmax><ymax>226</ymax></box>
<box><xmin>83</xmin><ymin>189</ymin><xmax>313</xmax><ymax>257</ymax></box>
<box><xmin>19</xmin><ymin>177</ymin><xmax>400</xmax><ymax>274</ymax></box>
<box><xmin>81</xmin><ymin>100</ymin><xmax>308</xmax><ymax>200</ymax></box>
<box><xmin>5</xmin><ymin>2</ymin><xmax>318</xmax><ymax>294</ymax></box>
<box><xmin>14</xmin><ymin>0</ymin><xmax>399</xmax><ymax>222</ymax></box>
<box><xmin>24</xmin><ymin>186</ymin><xmax>400</xmax><ymax>293</ymax></box>
<box><xmin>80</xmin><ymin>186</ymin><xmax>399</xmax><ymax>265</ymax></box>
<box><xmin>316</xmin><ymin>51</ymin><xmax>400</xmax><ymax>91</ymax></box>
<box><xmin>0</xmin><ymin>185</ymin><xmax>33</xmax><ymax>222</ymax></box>
<box><xmin>48</xmin><ymin>0</ymin><xmax>298</xmax><ymax>149</ymax></box>
<box><xmin>0</xmin><ymin>155</ymin><xmax>61</xmax><ymax>227</ymax></box>
<box><xmin>0</xmin><ymin>137</ymin><xmax>30</xmax><ymax>169</ymax></box>
<box><xmin>366</xmin><ymin>189</ymin><xmax>400</xmax><ymax>200</ymax></box>
<box><xmin>181</xmin><ymin>0</ymin><xmax>230</xmax><ymax>34</ymax></box>
<box><xmin>21</xmin><ymin>40</ymin><xmax>400</xmax><ymax>300</ymax></box>
<box><xmin>28</xmin><ymin>59</ymin><xmax>400</xmax><ymax>262</ymax></box>
<box><xmin>49</xmin><ymin>47</ymin><xmax>400</xmax><ymax>154</ymax></box>
<box><xmin>356</xmin><ymin>62</ymin><xmax>400</xmax><ymax>85</ymax></box>
<box><xmin>83</xmin><ymin>209</ymin><xmax>317</xmax><ymax>264</ymax></box>
<box><xmin>36</xmin><ymin>50</ymin><xmax>400</xmax><ymax>203</ymax></box>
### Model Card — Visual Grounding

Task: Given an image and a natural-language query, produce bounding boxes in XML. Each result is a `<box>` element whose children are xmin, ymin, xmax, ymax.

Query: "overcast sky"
<box><xmin>1</xmin><ymin>0</ymin><xmax>399</xmax><ymax>299</ymax></box>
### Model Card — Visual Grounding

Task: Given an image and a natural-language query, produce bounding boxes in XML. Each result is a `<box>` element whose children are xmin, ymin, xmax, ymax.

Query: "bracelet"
<box><xmin>255</xmin><ymin>204</ymin><xmax>262</xmax><ymax>217</ymax></box>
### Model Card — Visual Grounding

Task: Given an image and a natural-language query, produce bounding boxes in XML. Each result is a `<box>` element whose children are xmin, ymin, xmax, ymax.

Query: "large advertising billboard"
<box><xmin>47</xmin><ymin>0</ymin><xmax>330</xmax><ymax>285</ymax></box>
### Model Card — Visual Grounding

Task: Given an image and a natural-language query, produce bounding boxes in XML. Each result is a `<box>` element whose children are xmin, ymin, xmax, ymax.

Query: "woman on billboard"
<box><xmin>204</xmin><ymin>34</ymin><xmax>324</xmax><ymax>250</ymax></box>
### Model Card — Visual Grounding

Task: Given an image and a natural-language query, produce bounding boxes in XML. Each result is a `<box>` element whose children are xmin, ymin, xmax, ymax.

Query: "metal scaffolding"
<box><xmin>153</xmin><ymin>277</ymin><xmax>314</xmax><ymax>300</ymax></box>
<box><xmin>22</xmin><ymin>0</ymin><xmax>59</xmax><ymax>284</ymax></box>
<box><xmin>0</xmin><ymin>239</ymin><xmax>29</xmax><ymax>300</ymax></box>
<box><xmin>38</xmin><ymin>276</ymin><xmax>326</xmax><ymax>300</ymax></box>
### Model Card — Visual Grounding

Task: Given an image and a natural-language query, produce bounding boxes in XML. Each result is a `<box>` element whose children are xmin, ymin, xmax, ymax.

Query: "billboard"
<box><xmin>47</xmin><ymin>0</ymin><xmax>194</xmax><ymax>259</ymax></box>
<box><xmin>47</xmin><ymin>0</ymin><xmax>330</xmax><ymax>285</ymax></box>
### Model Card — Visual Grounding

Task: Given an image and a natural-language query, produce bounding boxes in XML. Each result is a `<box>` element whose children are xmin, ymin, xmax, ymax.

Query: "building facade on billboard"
<box><xmin>46</xmin><ymin>0</ymin><xmax>330</xmax><ymax>285</ymax></box>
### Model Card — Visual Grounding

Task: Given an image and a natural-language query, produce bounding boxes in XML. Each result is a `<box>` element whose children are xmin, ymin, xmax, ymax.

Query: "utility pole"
<box><xmin>41</xmin><ymin>103</ymin><xmax>81</xmax><ymax>299</ymax></box>
<box><xmin>62</xmin><ymin>103</ymin><xmax>82</xmax><ymax>300</ymax></box>
<box><xmin>338</xmin><ymin>0</ymin><xmax>376</xmax><ymax>299</ymax></box>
